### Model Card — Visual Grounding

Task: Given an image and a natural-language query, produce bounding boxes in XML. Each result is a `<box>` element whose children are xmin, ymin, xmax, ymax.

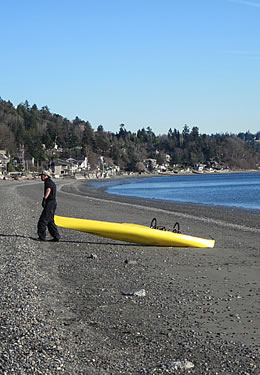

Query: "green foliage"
<box><xmin>0</xmin><ymin>97</ymin><xmax>260</xmax><ymax>171</ymax></box>
<box><xmin>7</xmin><ymin>158</ymin><xmax>15</xmax><ymax>172</ymax></box>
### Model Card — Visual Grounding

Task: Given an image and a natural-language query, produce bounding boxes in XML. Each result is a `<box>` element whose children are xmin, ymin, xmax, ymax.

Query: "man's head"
<box><xmin>40</xmin><ymin>170</ymin><xmax>51</xmax><ymax>181</ymax></box>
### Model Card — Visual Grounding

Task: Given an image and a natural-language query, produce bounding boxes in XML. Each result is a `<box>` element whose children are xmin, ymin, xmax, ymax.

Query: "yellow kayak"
<box><xmin>54</xmin><ymin>215</ymin><xmax>215</xmax><ymax>248</ymax></box>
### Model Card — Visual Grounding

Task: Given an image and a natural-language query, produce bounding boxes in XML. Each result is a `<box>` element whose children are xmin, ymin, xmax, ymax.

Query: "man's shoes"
<box><xmin>37</xmin><ymin>238</ymin><xmax>46</xmax><ymax>241</ymax></box>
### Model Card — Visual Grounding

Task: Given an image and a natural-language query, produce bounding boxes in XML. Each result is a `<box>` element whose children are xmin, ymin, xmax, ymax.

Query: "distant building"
<box><xmin>0</xmin><ymin>151</ymin><xmax>9</xmax><ymax>172</ymax></box>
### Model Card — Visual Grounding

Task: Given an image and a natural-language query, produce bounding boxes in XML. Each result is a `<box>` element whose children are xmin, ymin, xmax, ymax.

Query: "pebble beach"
<box><xmin>0</xmin><ymin>178</ymin><xmax>259</xmax><ymax>374</ymax></box>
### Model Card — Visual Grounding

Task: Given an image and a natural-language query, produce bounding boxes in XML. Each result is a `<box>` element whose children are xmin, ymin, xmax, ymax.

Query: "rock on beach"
<box><xmin>0</xmin><ymin>178</ymin><xmax>259</xmax><ymax>374</ymax></box>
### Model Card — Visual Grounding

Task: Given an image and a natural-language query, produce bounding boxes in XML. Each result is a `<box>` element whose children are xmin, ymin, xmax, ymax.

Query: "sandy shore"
<box><xmin>0</xmin><ymin>178</ymin><xmax>259</xmax><ymax>374</ymax></box>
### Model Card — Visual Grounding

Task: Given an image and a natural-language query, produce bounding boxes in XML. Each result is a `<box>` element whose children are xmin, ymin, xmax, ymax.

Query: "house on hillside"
<box><xmin>194</xmin><ymin>163</ymin><xmax>206</xmax><ymax>172</ymax></box>
<box><xmin>65</xmin><ymin>157</ymin><xmax>89</xmax><ymax>172</ymax></box>
<box><xmin>0</xmin><ymin>150</ymin><xmax>9</xmax><ymax>172</ymax></box>
<box><xmin>144</xmin><ymin>158</ymin><xmax>158</xmax><ymax>171</ymax></box>
<box><xmin>74</xmin><ymin>156</ymin><xmax>88</xmax><ymax>170</ymax></box>
<box><xmin>49</xmin><ymin>156</ymin><xmax>89</xmax><ymax>176</ymax></box>
<box><xmin>48</xmin><ymin>159</ymin><xmax>71</xmax><ymax>176</ymax></box>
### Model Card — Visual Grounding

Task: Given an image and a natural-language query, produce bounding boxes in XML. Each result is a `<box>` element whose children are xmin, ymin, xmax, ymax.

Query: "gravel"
<box><xmin>0</xmin><ymin>179</ymin><xmax>259</xmax><ymax>374</ymax></box>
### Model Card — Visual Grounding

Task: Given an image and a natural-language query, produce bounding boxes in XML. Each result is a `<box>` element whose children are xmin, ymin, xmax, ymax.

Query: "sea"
<box><xmin>89</xmin><ymin>172</ymin><xmax>260</xmax><ymax>211</ymax></box>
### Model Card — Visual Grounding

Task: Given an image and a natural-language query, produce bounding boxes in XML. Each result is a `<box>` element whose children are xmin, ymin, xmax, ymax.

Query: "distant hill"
<box><xmin>0</xmin><ymin>97</ymin><xmax>260</xmax><ymax>172</ymax></box>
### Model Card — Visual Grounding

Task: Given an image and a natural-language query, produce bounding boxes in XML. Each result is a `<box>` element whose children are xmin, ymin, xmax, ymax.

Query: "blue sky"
<box><xmin>1</xmin><ymin>0</ymin><xmax>259</xmax><ymax>135</ymax></box>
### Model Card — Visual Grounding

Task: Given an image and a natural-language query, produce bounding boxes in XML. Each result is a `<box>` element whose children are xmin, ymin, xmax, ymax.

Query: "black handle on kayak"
<box><xmin>172</xmin><ymin>222</ymin><xmax>180</xmax><ymax>233</ymax></box>
<box><xmin>150</xmin><ymin>217</ymin><xmax>181</xmax><ymax>233</ymax></box>
<box><xmin>150</xmin><ymin>217</ymin><xmax>157</xmax><ymax>229</ymax></box>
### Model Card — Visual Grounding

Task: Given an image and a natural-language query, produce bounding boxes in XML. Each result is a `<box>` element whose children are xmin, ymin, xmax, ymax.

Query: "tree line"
<box><xmin>1</xmin><ymin>97</ymin><xmax>260</xmax><ymax>172</ymax></box>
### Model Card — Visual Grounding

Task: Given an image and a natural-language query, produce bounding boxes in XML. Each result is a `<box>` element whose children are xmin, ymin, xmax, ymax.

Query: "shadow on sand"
<box><xmin>0</xmin><ymin>233</ymin><xmax>144</xmax><ymax>246</ymax></box>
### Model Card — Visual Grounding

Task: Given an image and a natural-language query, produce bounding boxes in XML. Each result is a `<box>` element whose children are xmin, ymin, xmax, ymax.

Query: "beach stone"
<box><xmin>162</xmin><ymin>360</ymin><xmax>195</xmax><ymax>370</ymax></box>
<box><xmin>89</xmin><ymin>253</ymin><xmax>98</xmax><ymax>260</ymax></box>
<box><xmin>124</xmin><ymin>259</ymin><xmax>137</xmax><ymax>265</ymax></box>
<box><xmin>123</xmin><ymin>288</ymin><xmax>146</xmax><ymax>297</ymax></box>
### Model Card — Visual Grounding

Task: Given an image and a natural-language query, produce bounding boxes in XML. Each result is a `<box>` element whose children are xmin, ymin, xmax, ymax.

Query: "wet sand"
<box><xmin>0</xmin><ymin>178</ymin><xmax>259</xmax><ymax>374</ymax></box>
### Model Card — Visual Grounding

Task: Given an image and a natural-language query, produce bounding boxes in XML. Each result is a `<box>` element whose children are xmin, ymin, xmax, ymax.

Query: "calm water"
<box><xmin>89</xmin><ymin>173</ymin><xmax>260</xmax><ymax>211</ymax></box>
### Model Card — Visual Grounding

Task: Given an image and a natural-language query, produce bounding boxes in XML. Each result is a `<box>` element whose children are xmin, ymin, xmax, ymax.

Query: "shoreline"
<box><xmin>59</xmin><ymin>177</ymin><xmax>260</xmax><ymax>233</ymax></box>
<box><xmin>76</xmin><ymin>169</ymin><xmax>260</xmax><ymax>214</ymax></box>
<box><xmin>1</xmin><ymin>167</ymin><xmax>259</xmax><ymax>182</ymax></box>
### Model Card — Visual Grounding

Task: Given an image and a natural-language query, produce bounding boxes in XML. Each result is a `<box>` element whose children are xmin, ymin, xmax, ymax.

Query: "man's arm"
<box><xmin>42</xmin><ymin>187</ymin><xmax>51</xmax><ymax>208</ymax></box>
<box><xmin>44</xmin><ymin>187</ymin><xmax>51</xmax><ymax>200</ymax></box>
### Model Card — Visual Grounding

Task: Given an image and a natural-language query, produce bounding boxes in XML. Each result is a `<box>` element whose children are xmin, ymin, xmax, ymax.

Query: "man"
<box><xmin>37</xmin><ymin>170</ymin><xmax>60</xmax><ymax>242</ymax></box>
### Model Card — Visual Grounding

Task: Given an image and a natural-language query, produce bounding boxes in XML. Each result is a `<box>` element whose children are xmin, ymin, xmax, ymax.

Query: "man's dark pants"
<box><xmin>37</xmin><ymin>200</ymin><xmax>60</xmax><ymax>240</ymax></box>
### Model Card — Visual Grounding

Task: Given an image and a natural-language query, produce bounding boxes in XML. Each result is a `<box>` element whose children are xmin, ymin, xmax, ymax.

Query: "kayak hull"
<box><xmin>54</xmin><ymin>215</ymin><xmax>215</xmax><ymax>248</ymax></box>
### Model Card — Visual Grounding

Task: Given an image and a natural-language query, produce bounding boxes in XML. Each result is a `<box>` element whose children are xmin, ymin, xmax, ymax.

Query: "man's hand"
<box><xmin>42</xmin><ymin>198</ymin><xmax>46</xmax><ymax>208</ymax></box>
